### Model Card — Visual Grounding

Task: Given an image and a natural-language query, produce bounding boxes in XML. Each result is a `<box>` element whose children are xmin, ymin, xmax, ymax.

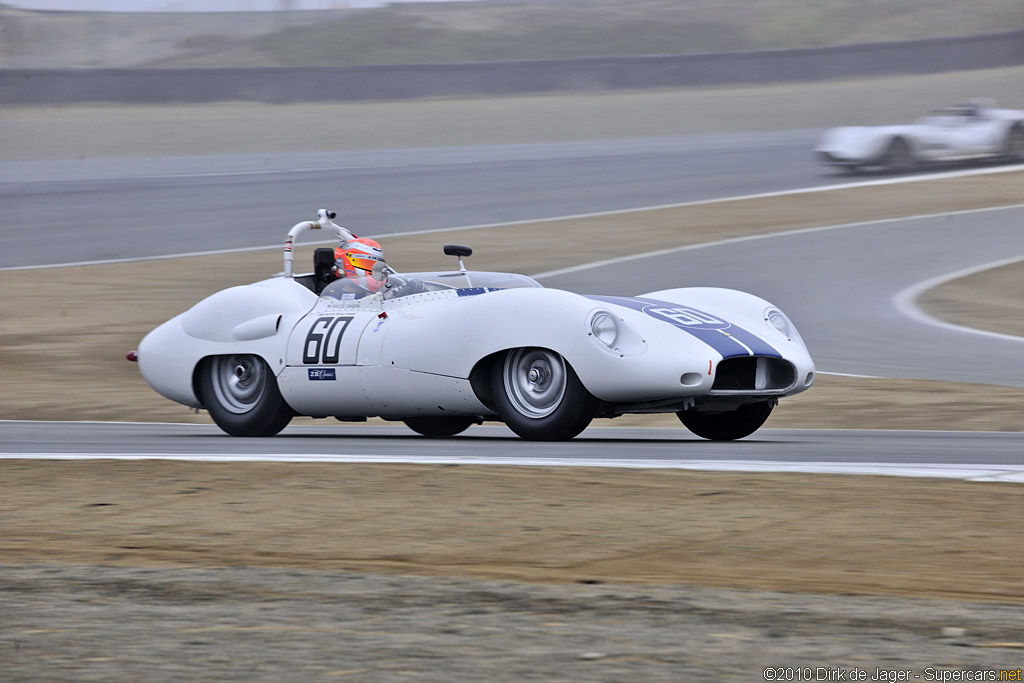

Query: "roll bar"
<box><xmin>283</xmin><ymin>209</ymin><xmax>356</xmax><ymax>278</ymax></box>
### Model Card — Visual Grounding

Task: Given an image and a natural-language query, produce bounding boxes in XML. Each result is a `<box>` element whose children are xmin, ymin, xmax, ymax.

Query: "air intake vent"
<box><xmin>712</xmin><ymin>356</ymin><xmax>796</xmax><ymax>392</ymax></box>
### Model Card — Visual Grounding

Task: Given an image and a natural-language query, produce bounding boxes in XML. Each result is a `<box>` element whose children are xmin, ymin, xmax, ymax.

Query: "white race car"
<box><xmin>816</xmin><ymin>100</ymin><xmax>1024</xmax><ymax>172</ymax></box>
<box><xmin>132</xmin><ymin>210</ymin><xmax>815</xmax><ymax>441</ymax></box>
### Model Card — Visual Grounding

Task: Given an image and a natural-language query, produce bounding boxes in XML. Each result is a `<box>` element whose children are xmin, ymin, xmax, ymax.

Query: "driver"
<box><xmin>330</xmin><ymin>237</ymin><xmax>387</xmax><ymax>298</ymax></box>
<box><xmin>327</xmin><ymin>236</ymin><xmax>428</xmax><ymax>300</ymax></box>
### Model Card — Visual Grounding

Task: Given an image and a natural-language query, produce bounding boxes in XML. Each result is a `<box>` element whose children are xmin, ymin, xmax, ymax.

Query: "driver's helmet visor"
<box><xmin>336</xmin><ymin>241</ymin><xmax>385</xmax><ymax>279</ymax></box>
<box><xmin>345</xmin><ymin>253</ymin><xmax>383</xmax><ymax>275</ymax></box>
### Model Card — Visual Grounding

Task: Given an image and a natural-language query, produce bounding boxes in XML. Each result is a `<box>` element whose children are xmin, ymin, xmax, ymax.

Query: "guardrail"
<box><xmin>2</xmin><ymin>29</ymin><xmax>1022</xmax><ymax>104</ymax></box>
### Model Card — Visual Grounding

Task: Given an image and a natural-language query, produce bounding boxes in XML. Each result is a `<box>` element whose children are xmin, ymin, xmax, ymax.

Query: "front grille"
<box><xmin>712</xmin><ymin>356</ymin><xmax>796</xmax><ymax>392</ymax></box>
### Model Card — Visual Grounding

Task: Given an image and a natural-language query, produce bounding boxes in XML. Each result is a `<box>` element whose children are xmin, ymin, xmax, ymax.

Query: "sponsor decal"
<box><xmin>308</xmin><ymin>368</ymin><xmax>337</xmax><ymax>381</ymax></box>
<box><xmin>455</xmin><ymin>287</ymin><xmax>503</xmax><ymax>297</ymax></box>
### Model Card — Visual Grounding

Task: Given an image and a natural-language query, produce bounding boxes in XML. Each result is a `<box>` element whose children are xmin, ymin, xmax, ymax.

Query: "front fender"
<box><xmin>380</xmin><ymin>287</ymin><xmax>805</xmax><ymax>404</ymax></box>
<box><xmin>381</xmin><ymin>288</ymin><xmax>600</xmax><ymax>379</ymax></box>
<box><xmin>381</xmin><ymin>287</ymin><xmax>674</xmax><ymax>402</ymax></box>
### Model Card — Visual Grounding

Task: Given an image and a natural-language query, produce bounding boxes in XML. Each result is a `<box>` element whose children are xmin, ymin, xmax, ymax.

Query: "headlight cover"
<box><xmin>764</xmin><ymin>307</ymin><xmax>805</xmax><ymax>346</ymax></box>
<box><xmin>765</xmin><ymin>309</ymin><xmax>791</xmax><ymax>338</ymax></box>
<box><xmin>589</xmin><ymin>310</ymin><xmax>618</xmax><ymax>348</ymax></box>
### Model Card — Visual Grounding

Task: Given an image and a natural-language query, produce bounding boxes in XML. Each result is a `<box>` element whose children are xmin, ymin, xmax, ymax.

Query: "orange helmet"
<box><xmin>335</xmin><ymin>237</ymin><xmax>385</xmax><ymax>291</ymax></box>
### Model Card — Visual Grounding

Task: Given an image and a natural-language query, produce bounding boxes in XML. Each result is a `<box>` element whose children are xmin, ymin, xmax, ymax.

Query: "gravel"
<box><xmin>4</xmin><ymin>564</ymin><xmax>1024</xmax><ymax>682</ymax></box>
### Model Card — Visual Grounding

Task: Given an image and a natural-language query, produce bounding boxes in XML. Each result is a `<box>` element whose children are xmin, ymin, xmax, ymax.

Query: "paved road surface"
<box><xmin>0</xmin><ymin>129</ymin><xmax>875</xmax><ymax>268</ymax></box>
<box><xmin>3</xmin><ymin>422</ymin><xmax>1023</xmax><ymax>480</ymax></box>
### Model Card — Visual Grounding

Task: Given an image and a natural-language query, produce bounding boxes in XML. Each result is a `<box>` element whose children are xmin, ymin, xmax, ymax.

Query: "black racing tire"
<box><xmin>491</xmin><ymin>347</ymin><xmax>597</xmax><ymax>441</ymax></box>
<box><xmin>1005</xmin><ymin>125</ymin><xmax>1024</xmax><ymax>163</ymax></box>
<box><xmin>199</xmin><ymin>355</ymin><xmax>294</xmax><ymax>437</ymax></box>
<box><xmin>403</xmin><ymin>416</ymin><xmax>475</xmax><ymax>438</ymax></box>
<box><xmin>676</xmin><ymin>401</ymin><xmax>774</xmax><ymax>441</ymax></box>
<box><xmin>882</xmin><ymin>137</ymin><xmax>915</xmax><ymax>173</ymax></box>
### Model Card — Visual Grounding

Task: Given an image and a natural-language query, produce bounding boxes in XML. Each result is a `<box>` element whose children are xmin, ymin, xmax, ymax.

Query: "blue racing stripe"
<box><xmin>589</xmin><ymin>295</ymin><xmax>782</xmax><ymax>359</ymax></box>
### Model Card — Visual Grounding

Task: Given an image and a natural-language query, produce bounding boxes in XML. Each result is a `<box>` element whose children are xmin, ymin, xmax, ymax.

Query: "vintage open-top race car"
<box><xmin>133</xmin><ymin>210</ymin><xmax>815</xmax><ymax>441</ymax></box>
<box><xmin>815</xmin><ymin>100</ymin><xmax>1024</xmax><ymax>172</ymax></box>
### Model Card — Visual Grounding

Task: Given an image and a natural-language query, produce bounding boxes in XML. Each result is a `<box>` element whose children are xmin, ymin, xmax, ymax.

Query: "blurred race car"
<box><xmin>131</xmin><ymin>210</ymin><xmax>815</xmax><ymax>441</ymax></box>
<box><xmin>816</xmin><ymin>100</ymin><xmax>1024</xmax><ymax>172</ymax></box>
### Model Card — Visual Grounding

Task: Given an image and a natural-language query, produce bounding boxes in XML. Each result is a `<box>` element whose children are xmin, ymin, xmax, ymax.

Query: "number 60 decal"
<box><xmin>302</xmin><ymin>316</ymin><xmax>353</xmax><ymax>364</ymax></box>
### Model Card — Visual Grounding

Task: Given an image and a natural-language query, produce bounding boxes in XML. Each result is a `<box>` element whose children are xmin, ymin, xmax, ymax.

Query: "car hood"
<box><xmin>590</xmin><ymin>293</ymin><xmax>788</xmax><ymax>360</ymax></box>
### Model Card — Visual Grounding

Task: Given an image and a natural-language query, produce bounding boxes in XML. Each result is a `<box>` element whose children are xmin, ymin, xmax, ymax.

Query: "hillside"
<box><xmin>1</xmin><ymin>0</ymin><xmax>1022</xmax><ymax>69</ymax></box>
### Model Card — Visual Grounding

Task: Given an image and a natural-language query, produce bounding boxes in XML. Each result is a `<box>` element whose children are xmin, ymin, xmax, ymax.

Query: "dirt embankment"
<box><xmin>3</xmin><ymin>66</ymin><xmax>1023</xmax><ymax>161</ymax></box>
<box><xmin>3</xmin><ymin>461</ymin><xmax>1023</xmax><ymax>602</ymax></box>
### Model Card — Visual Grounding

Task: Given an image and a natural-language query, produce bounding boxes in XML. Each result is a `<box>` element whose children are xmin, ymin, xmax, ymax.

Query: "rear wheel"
<box><xmin>403</xmin><ymin>416</ymin><xmax>475</xmax><ymax>438</ymax></box>
<box><xmin>200</xmin><ymin>355</ymin><xmax>293</xmax><ymax>437</ymax></box>
<box><xmin>492</xmin><ymin>348</ymin><xmax>597</xmax><ymax>441</ymax></box>
<box><xmin>677</xmin><ymin>401</ymin><xmax>774</xmax><ymax>441</ymax></box>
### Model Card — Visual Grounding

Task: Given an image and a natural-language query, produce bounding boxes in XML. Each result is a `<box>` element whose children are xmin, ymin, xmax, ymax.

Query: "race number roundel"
<box><xmin>643</xmin><ymin>305</ymin><xmax>730</xmax><ymax>331</ymax></box>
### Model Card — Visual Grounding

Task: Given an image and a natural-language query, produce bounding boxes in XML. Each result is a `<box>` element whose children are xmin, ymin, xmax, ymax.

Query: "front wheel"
<box><xmin>1005</xmin><ymin>126</ymin><xmax>1024</xmax><ymax>162</ymax></box>
<box><xmin>403</xmin><ymin>416</ymin><xmax>475</xmax><ymax>438</ymax></box>
<box><xmin>677</xmin><ymin>401</ymin><xmax>774</xmax><ymax>441</ymax></box>
<box><xmin>492</xmin><ymin>348</ymin><xmax>597</xmax><ymax>441</ymax></box>
<box><xmin>882</xmin><ymin>137</ymin><xmax>915</xmax><ymax>173</ymax></box>
<box><xmin>199</xmin><ymin>355</ymin><xmax>294</xmax><ymax>437</ymax></box>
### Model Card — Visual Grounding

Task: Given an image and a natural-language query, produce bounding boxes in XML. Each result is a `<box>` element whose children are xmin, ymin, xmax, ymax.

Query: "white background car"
<box><xmin>816</xmin><ymin>100</ymin><xmax>1024</xmax><ymax>172</ymax></box>
<box><xmin>133</xmin><ymin>210</ymin><xmax>815</xmax><ymax>441</ymax></box>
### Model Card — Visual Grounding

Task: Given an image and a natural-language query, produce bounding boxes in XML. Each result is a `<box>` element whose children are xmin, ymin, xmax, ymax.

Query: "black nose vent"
<box><xmin>712</xmin><ymin>356</ymin><xmax>796</xmax><ymax>391</ymax></box>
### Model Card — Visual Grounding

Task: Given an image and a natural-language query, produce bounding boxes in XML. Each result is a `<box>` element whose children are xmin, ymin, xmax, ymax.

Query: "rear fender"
<box><xmin>137</xmin><ymin>277</ymin><xmax>316</xmax><ymax>409</ymax></box>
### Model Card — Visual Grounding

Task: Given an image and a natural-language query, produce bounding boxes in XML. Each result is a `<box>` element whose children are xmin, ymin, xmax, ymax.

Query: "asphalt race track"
<box><xmin>0</xmin><ymin>129</ymin><xmax>912</xmax><ymax>268</ymax></box>
<box><xmin>3</xmin><ymin>128</ymin><xmax>1023</xmax><ymax>473</ymax></box>
<box><xmin>2</xmin><ymin>422</ymin><xmax>1024</xmax><ymax>481</ymax></box>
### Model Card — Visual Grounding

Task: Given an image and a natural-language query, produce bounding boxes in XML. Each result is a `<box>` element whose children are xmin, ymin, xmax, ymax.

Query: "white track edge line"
<box><xmin>529</xmin><ymin>202</ymin><xmax>1024</xmax><ymax>279</ymax></box>
<box><xmin>892</xmin><ymin>254</ymin><xmax>1024</xmax><ymax>344</ymax></box>
<box><xmin>1</xmin><ymin>452</ymin><xmax>1022</xmax><ymax>481</ymax></box>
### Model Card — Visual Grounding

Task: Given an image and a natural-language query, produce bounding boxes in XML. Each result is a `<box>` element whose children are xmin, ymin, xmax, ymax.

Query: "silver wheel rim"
<box><xmin>210</xmin><ymin>355</ymin><xmax>265</xmax><ymax>414</ymax></box>
<box><xmin>889</xmin><ymin>141</ymin><xmax>909</xmax><ymax>169</ymax></box>
<box><xmin>503</xmin><ymin>348</ymin><xmax>566</xmax><ymax>419</ymax></box>
<box><xmin>1010</xmin><ymin>131</ymin><xmax>1024</xmax><ymax>157</ymax></box>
